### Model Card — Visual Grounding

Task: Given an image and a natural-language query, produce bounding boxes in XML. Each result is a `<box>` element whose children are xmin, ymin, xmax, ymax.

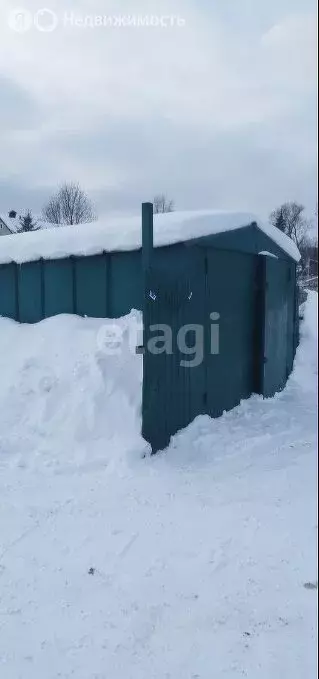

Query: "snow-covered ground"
<box><xmin>0</xmin><ymin>294</ymin><xmax>317</xmax><ymax>679</ymax></box>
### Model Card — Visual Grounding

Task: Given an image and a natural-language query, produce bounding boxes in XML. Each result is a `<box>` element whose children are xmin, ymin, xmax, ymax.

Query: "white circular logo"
<box><xmin>34</xmin><ymin>8</ymin><xmax>58</xmax><ymax>32</ymax></box>
<box><xmin>8</xmin><ymin>8</ymin><xmax>33</xmax><ymax>33</ymax></box>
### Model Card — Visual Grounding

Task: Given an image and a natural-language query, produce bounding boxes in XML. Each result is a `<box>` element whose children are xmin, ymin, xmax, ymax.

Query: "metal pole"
<box><xmin>138</xmin><ymin>202</ymin><xmax>154</xmax><ymax>354</ymax></box>
<box><xmin>142</xmin><ymin>202</ymin><xmax>153</xmax><ymax>276</ymax></box>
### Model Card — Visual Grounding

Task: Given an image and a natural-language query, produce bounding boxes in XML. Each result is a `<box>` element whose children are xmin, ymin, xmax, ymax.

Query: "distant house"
<box><xmin>0</xmin><ymin>212</ymin><xmax>18</xmax><ymax>235</ymax></box>
<box><xmin>0</xmin><ymin>211</ymin><xmax>55</xmax><ymax>235</ymax></box>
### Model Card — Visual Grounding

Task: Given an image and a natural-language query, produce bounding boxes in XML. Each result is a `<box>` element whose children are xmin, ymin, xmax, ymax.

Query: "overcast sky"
<box><xmin>0</xmin><ymin>0</ymin><xmax>317</xmax><ymax>221</ymax></box>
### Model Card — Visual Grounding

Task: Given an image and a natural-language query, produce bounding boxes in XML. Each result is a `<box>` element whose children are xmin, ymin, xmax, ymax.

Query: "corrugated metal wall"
<box><xmin>0</xmin><ymin>225</ymin><xmax>298</xmax><ymax>326</ymax></box>
<box><xmin>0</xmin><ymin>251</ymin><xmax>143</xmax><ymax>322</ymax></box>
<box><xmin>261</xmin><ymin>256</ymin><xmax>298</xmax><ymax>397</ymax></box>
<box><xmin>142</xmin><ymin>249</ymin><xmax>299</xmax><ymax>452</ymax></box>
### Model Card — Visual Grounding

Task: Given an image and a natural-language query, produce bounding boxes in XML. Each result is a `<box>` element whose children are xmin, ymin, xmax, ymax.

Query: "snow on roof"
<box><xmin>0</xmin><ymin>215</ymin><xmax>17</xmax><ymax>233</ymax></box>
<box><xmin>0</xmin><ymin>210</ymin><xmax>300</xmax><ymax>265</ymax></box>
<box><xmin>0</xmin><ymin>213</ymin><xmax>55</xmax><ymax>234</ymax></box>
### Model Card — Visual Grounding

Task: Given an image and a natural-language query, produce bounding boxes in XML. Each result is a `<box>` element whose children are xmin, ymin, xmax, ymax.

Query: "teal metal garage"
<box><xmin>0</xmin><ymin>206</ymin><xmax>299</xmax><ymax>451</ymax></box>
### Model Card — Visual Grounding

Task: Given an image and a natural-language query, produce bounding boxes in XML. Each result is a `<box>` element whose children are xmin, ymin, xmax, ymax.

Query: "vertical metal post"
<box><xmin>40</xmin><ymin>258</ymin><xmax>45</xmax><ymax>319</ymax></box>
<box><xmin>254</xmin><ymin>254</ymin><xmax>267</xmax><ymax>396</ymax></box>
<box><xmin>142</xmin><ymin>202</ymin><xmax>153</xmax><ymax>278</ymax></box>
<box><xmin>70</xmin><ymin>255</ymin><xmax>77</xmax><ymax>315</ymax></box>
<box><xmin>142</xmin><ymin>202</ymin><xmax>153</xmax><ymax>347</ymax></box>
<box><xmin>15</xmin><ymin>262</ymin><xmax>20</xmax><ymax>322</ymax></box>
<box><xmin>141</xmin><ymin>203</ymin><xmax>154</xmax><ymax>445</ymax></box>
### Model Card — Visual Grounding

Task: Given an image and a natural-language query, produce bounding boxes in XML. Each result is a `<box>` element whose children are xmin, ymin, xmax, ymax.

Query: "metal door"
<box><xmin>142</xmin><ymin>248</ymin><xmax>206</xmax><ymax>452</ymax></box>
<box><xmin>260</xmin><ymin>255</ymin><xmax>290</xmax><ymax>397</ymax></box>
<box><xmin>205</xmin><ymin>248</ymin><xmax>258</xmax><ymax>416</ymax></box>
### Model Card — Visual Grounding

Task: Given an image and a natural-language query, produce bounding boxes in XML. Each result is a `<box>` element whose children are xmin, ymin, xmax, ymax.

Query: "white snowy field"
<box><xmin>0</xmin><ymin>293</ymin><xmax>317</xmax><ymax>679</ymax></box>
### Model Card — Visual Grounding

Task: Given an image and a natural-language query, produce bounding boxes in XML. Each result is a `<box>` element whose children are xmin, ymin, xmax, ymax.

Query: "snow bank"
<box><xmin>292</xmin><ymin>290</ymin><xmax>318</xmax><ymax>393</ymax></box>
<box><xmin>0</xmin><ymin>209</ymin><xmax>300</xmax><ymax>264</ymax></box>
<box><xmin>0</xmin><ymin>311</ymin><xmax>144</xmax><ymax>471</ymax></box>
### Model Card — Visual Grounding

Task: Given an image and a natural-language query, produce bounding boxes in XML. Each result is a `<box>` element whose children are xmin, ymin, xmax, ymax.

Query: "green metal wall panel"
<box><xmin>75</xmin><ymin>254</ymin><xmax>109</xmax><ymax>318</ymax></box>
<box><xmin>109</xmin><ymin>251</ymin><xmax>143</xmax><ymax>317</ymax></box>
<box><xmin>251</xmin><ymin>226</ymin><xmax>291</xmax><ymax>260</ymax></box>
<box><xmin>0</xmin><ymin>264</ymin><xmax>17</xmax><ymax>320</ymax></box>
<box><xmin>262</xmin><ymin>257</ymin><xmax>290</xmax><ymax>397</ymax></box>
<box><xmin>18</xmin><ymin>261</ymin><xmax>43</xmax><ymax>323</ymax></box>
<box><xmin>44</xmin><ymin>259</ymin><xmax>74</xmax><ymax>317</ymax></box>
<box><xmin>205</xmin><ymin>248</ymin><xmax>257</xmax><ymax>416</ymax></box>
<box><xmin>191</xmin><ymin>226</ymin><xmax>258</xmax><ymax>256</ymax></box>
<box><xmin>190</xmin><ymin>224</ymin><xmax>291</xmax><ymax>261</ymax></box>
<box><xmin>286</xmin><ymin>262</ymin><xmax>297</xmax><ymax>376</ymax></box>
<box><xmin>154</xmin><ymin>242</ymin><xmax>191</xmax><ymax>273</ymax></box>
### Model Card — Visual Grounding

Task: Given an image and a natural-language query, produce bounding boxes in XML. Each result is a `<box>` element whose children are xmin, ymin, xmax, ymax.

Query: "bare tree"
<box><xmin>43</xmin><ymin>182</ymin><xmax>96</xmax><ymax>225</ymax></box>
<box><xmin>153</xmin><ymin>194</ymin><xmax>175</xmax><ymax>214</ymax></box>
<box><xmin>270</xmin><ymin>201</ymin><xmax>313</xmax><ymax>277</ymax></box>
<box><xmin>270</xmin><ymin>202</ymin><xmax>309</xmax><ymax>251</ymax></box>
<box><xmin>43</xmin><ymin>197</ymin><xmax>62</xmax><ymax>225</ymax></box>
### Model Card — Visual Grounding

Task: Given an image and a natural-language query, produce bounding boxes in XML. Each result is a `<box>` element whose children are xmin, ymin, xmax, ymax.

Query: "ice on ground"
<box><xmin>0</xmin><ymin>294</ymin><xmax>317</xmax><ymax>679</ymax></box>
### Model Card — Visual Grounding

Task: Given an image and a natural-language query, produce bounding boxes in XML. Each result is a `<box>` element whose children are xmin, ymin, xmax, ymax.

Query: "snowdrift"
<box><xmin>0</xmin><ymin>311</ymin><xmax>144</xmax><ymax>471</ymax></box>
